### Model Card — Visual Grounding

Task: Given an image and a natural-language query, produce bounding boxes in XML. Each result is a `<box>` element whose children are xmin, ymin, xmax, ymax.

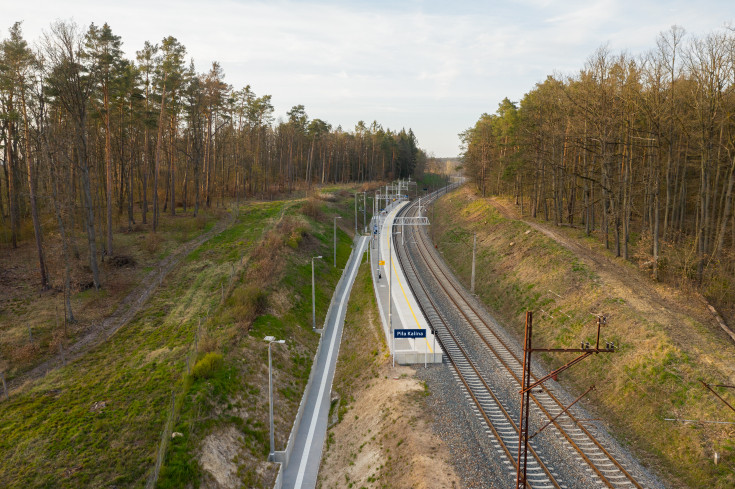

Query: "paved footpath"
<box><xmin>282</xmin><ymin>235</ymin><xmax>369</xmax><ymax>489</ymax></box>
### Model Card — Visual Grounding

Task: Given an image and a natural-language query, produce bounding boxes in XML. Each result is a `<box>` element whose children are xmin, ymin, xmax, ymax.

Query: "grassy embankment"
<box><xmin>0</xmin><ymin>188</ymin><xmax>360</xmax><ymax>488</ymax></box>
<box><xmin>0</xmin><ymin>207</ymin><xmax>220</xmax><ymax>380</ymax></box>
<box><xmin>157</xmin><ymin>191</ymin><xmax>357</xmax><ymax>488</ymax></box>
<box><xmin>433</xmin><ymin>186</ymin><xmax>735</xmax><ymax>489</ymax></box>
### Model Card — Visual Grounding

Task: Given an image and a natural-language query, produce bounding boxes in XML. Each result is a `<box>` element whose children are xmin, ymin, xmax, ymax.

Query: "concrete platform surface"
<box><xmin>370</xmin><ymin>200</ymin><xmax>443</xmax><ymax>365</ymax></box>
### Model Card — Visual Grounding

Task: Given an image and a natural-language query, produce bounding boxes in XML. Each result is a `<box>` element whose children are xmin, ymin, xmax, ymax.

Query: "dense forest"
<box><xmin>461</xmin><ymin>26</ymin><xmax>735</xmax><ymax>320</ymax></box>
<box><xmin>0</xmin><ymin>20</ymin><xmax>425</xmax><ymax>309</ymax></box>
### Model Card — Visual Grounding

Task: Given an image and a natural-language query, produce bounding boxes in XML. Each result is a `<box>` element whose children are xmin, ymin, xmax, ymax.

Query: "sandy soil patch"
<box><xmin>319</xmin><ymin>362</ymin><xmax>459</xmax><ymax>489</ymax></box>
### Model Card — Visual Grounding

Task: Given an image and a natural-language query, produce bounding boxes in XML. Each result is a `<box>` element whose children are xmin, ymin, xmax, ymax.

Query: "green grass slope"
<box><xmin>433</xmin><ymin>186</ymin><xmax>735</xmax><ymax>489</ymax></box>
<box><xmin>0</xmin><ymin>187</ymin><xmax>364</xmax><ymax>489</ymax></box>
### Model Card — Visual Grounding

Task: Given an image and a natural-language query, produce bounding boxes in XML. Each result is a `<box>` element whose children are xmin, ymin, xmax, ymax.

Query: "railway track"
<box><xmin>392</xmin><ymin>191</ymin><xmax>646</xmax><ymax>489</ymax></box>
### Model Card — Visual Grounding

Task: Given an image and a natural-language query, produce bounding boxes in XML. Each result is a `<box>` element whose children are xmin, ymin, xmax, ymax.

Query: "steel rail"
<box><xmin>400</xmin><ymin>194</ymin><xmax>643</xmax><ymax>489</ymax></box>
<box><xmin>392</xmin><ymin>195</ymin><xmax>560</xmax><ymax>489</ymax></box>
<box><xmin>407</xmin><ymin>199</ymin><xmax>639</xmax><ymax>488</ymax></box>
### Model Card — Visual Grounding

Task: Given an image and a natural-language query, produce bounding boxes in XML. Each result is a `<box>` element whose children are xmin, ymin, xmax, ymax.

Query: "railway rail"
<box><xmin>392</xmin><ymin>190</ymin><xmax>646</xmax><ymax>489</ymax></box>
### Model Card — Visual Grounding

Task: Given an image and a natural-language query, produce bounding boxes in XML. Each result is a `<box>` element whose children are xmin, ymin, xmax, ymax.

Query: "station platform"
<box><xmin>369</xmin><ymin>201</ymin><xmax>443</xmax><ymax>365</ymax></box>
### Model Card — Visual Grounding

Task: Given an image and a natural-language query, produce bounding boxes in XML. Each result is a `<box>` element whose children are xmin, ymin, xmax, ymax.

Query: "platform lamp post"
<box><xmin>333</xmin><ymin>216</ymin><xmax>342</xmax><ymax>267</ymax></box>
<box><xmin>354</xmin><ymin>192</ymin><xmax>358</xmax><ymax>235</ymax></box>
<box><xmin>264</xmin><ymin>335</ymin><xmax>285</xmax><ymax>461</ymax></box>
<box><xmin>311</xmin><ymin>256</ymin><xmax>322</xmax><ymax>329</ymax></box>
<box><xmin>471</xmin><ymin>233</ymin><xmax>477</xmax><ymax>294</ymax></box>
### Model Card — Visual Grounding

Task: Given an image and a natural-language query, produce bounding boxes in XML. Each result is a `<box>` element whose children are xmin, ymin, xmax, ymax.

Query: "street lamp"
<box><xmin>471</xmin><ymin>233</ymin><xmax>476</xmax><ymax>294</ymax></box>
<box><xmin>355</xmin><ymin>191</ymin><xmax>368</xmax><ymax>235</ymax></box>
<box><xmin>264</xmin><ymin>335</ymin><xmax>286</xmax><ymax>461</ymax></box>
<box><xmin>311</xmin><ymin>256</ymin><xmax>322</xmax><ymax>329</ymax></box>
<box><xmin>333</xmin><ymin>216</ymin><xmax>342</xmax><ymax>267</ymax></box>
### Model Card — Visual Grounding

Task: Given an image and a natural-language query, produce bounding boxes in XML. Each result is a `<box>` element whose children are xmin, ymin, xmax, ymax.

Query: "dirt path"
<box><xmin>487</xmin><ymin>195</ymin><xmax>735</xmax><ymax>381</ymax></box>
<box><xmin>9</xmin><ymin>212</ymin><xmax>235</xmax><ymax>393</ymax></box>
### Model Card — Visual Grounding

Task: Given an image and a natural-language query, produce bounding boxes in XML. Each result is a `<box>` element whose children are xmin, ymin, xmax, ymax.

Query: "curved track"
<box><xmin>393</xmin><ymin>190</ymin><xmax>645</xmax><ymax>489</ymax></box>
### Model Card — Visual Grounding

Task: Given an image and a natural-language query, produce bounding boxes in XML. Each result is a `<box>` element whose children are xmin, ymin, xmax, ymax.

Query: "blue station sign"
<box><xmin>393</xmin><ymin>329</ymin><xmax>426</xmax><ymax>339</ymax></box>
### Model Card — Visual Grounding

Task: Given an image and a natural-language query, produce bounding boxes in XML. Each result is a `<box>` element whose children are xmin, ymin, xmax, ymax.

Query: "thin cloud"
<box><xmin>5</xmin><ymin>0</ymin><xmax>733</xmax><ymax>156</ymax></box>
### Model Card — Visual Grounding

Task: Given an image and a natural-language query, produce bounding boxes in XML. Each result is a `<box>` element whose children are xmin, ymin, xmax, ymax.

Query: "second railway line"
<box><xmin>390</xmin><ymin>189</ymin><xmax>660</xmax><ymax>489</ymax></box>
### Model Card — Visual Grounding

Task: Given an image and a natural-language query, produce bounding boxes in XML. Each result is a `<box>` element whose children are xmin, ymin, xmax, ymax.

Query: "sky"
<box><xmin>4</xmin><ymin>1</ymin><xmax>734</xmax><ymax>157</ymax></box>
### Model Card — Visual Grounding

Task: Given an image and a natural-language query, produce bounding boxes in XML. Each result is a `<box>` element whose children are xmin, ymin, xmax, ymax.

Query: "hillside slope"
<box><xmin>0</xmin><ymin>188</ymin><xmax>364</xmax><ymax>489</ymax></box>
<box><xmin>433</xmin><ymin>186</ymin><xmax>735</xmax><ymax>489</ymax></box>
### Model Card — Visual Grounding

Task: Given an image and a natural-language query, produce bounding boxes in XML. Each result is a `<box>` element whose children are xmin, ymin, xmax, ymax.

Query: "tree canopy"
<box><xmin>0</xmin><ymin>20</ymin><xmax>427</xmax><ymax>319</ymax></box>
<box><xmin>461</xmin><ymin>26</ymin><xmax>735</xmax><ymax>316</ymax></box>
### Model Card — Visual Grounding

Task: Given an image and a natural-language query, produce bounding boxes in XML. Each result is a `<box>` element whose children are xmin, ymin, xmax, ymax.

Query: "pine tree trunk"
<box><xmin>653</xmin><ymin>169</ymin><xmax>660</xmax><ymax>281</ymax></box>
<box><xmin>45</xmin><ymin>131</ymin><xmax>75</xmax><ymax>322</ymax></box>
<box><xmin>21</xmin><ymin>92</ymin><xmax>49</xmax><ymax>288</ymax></box>
<box><xmin>153</xmin><ymin>79</ymin><xmax>167</xmax><ymax>231</ymax></box>
<box><xmin>77</xmin><ymin>112</ymin><xmax>101</xmax><ymax>289</ymax></box>
<box><xmin>170</xmin><ymin>114</ymin><xmax>176</xmax><ymax>216</ymax></box>
<box><xmin>5</xmin><ymin>118</ymin><xmax>18</xmax><ymax>249</ymax></box>
<box><xmin>712</xmin><ymin>157</ymin><xmax>734</xmax><ymax>260</ymax></box>
<box><xmin>105</xmin><ymin>86</ymin><xmax>114</xmax><ymax>255</ymax></box>
<box><xmin>205</xmin><ymin>115</ymin><xmax>212</xmax><ymax>206</ymax></box>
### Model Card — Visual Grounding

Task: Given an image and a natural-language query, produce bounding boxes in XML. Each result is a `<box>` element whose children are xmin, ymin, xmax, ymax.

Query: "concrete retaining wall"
<box><xmin>272</xmin><ymin>236</ymin><xmax>364</xmax><ymax>488</ymax></box>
